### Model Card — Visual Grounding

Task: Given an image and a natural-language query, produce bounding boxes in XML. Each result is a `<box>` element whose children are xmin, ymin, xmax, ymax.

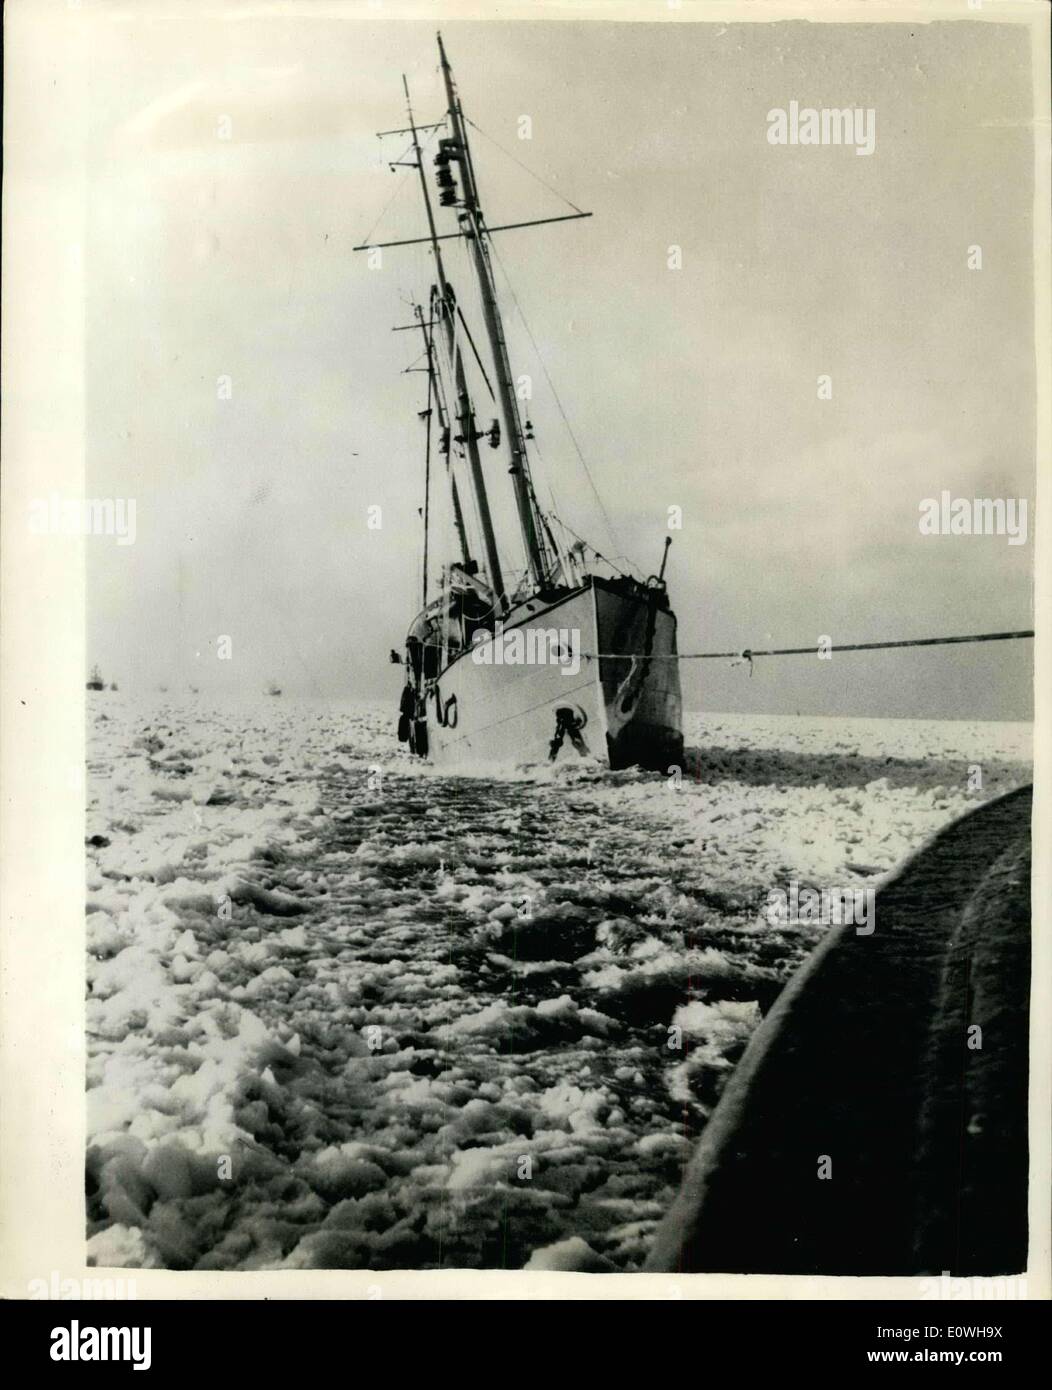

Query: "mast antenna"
<box><xmin>417</xmin><ymin>302</ymin><xmax>433</xmax><ymax>605</ymax></box>
<box><xmin>436</xmin><ymin>33</ymin><xmax>551</xmax><ymax>592</ymax></box>
<box><xmin>407</xmin><ymin>294</ymin><xmax>473</xmax><ymax>579</ymax></box>
<box><xmin>402</xmin><ymin>73</ymin><xmax>507</xmax><ymax>612</ymax></box>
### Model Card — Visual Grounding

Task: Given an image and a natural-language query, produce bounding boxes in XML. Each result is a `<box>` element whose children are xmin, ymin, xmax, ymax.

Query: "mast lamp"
<box><xmin>435</xmin><ymin>138</ymin><xmax>464</xmax><ymax>206</ymax></box>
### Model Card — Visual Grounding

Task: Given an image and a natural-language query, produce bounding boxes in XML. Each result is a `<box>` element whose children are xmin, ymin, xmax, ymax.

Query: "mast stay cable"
<box><xmin>464</xmin><ymin>115</ymin><xmax>587</xmax><ymax>216</ymax></box>
<box><xmin>487</xmin><ymin>235</ymin><xmax>625</xmax><ymax>564</ymax></box>
<box><xmin>355</xmin><ymin>131</ymin><xmax>441</xmax><ymax>252</ymax></box>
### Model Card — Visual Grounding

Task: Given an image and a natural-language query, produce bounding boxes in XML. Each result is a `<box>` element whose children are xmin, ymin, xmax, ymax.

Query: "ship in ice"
<box><xmin>362</xmin><ymin>36</ymin><xmax>683</xmax><ymax>771</ymax></box>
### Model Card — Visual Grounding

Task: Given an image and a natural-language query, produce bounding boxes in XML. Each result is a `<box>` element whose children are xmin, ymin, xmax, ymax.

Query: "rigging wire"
<box><xmin>548</xmin><ymin>515</ymin><xmax>642</xmax><ymax>583</ymax></box>
<box><xmin>457</xmin><ymin>113</ymin><xmax>621</xmax><ymax>573</ymax></box>
<box><xmin>464</xmin><ymin>115</ymin><xmax>586</xmax><ymax>216</ymax></box>
<box><xmin>355</xmin><ymin>128</ymin><xmax>442</xmax><ymax>253</ymax></box>
<box><xmin>487</xmin><ymin>233</ymin><xmax>625</xmax><ymax>565</ymax></box>
<box><xmin>533</xmin><ymin>460</ymin><xmax>574</xmax><ymax>578</ymax></box>
<box><xmin>427</xmin><ymin>292</ymin><xmax>476</xmax><ymax>578</ymax></box>
<box><xmin>445</xmin><ymin>242</ymin><xmax>493</xmax><ymax>576</ymax></box>
<box><xmin>372</xmin><ymin>104</ymin><xmax>619</xmax><ymax>594</ymax></box>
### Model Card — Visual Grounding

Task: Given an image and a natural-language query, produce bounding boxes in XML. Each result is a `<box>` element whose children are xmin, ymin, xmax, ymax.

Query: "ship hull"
<box><xmin>418</xmin><ymin>578</ymin><xmax>683</xmax><ymax>771</ymax></box>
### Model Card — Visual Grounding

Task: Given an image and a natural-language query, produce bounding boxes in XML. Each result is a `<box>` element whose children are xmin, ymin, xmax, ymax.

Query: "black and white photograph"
<box><xmin>2</xmin><ymin>0</ymin><xmax>1049</xmax><ymax>1315</ymax></box>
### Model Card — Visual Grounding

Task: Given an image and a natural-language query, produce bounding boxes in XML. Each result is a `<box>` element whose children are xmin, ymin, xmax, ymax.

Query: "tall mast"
<box><xmin>420</xmin><ymin>289</ymin><xmax>472</xmax><ymax>571</ymax></box>
<box><xmin>416</xmin><ymin>302</ymin><xmax>432</xmax><ymax>605</ymax></box>
<box><xmin>402</xmin><ymin>76</ymin><xmax>507</xmax><ymax>612</ymax></box>
<box><xmin>436</xmin><ymin>33</ymin><xmax>549</xmax><ymax>592</ymax></box>
<box><xmin>413</xmin><ymin>294</ymin><xmax>472</xmax><ymax>577</ymax></box>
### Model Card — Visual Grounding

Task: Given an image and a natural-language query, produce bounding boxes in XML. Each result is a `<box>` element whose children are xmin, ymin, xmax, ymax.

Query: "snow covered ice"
<box><xmin>85</xmin><ymin>694</ymin><xmax>1031</xmax><ymax>1271</ymax></box>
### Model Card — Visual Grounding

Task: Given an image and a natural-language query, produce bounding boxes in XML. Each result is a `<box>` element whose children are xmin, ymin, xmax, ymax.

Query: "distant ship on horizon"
<box><xmin>86</xmin><ymin>665</ymin><xmax>105</xmax><ymax>691</ymax></box>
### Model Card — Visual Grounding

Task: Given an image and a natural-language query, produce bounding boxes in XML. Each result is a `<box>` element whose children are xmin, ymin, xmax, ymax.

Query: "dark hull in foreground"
<box><xmin>645</xmin><ymin>785</ymin><xmax>1032</xmax><ymax>1277</ymax></box>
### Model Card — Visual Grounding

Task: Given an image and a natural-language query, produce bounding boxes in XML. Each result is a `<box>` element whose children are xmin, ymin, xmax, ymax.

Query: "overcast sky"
<box><xmin>84</xmin><ymin>8</ymin><xmax>1036</xmax><ymax>719</ymax></box>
